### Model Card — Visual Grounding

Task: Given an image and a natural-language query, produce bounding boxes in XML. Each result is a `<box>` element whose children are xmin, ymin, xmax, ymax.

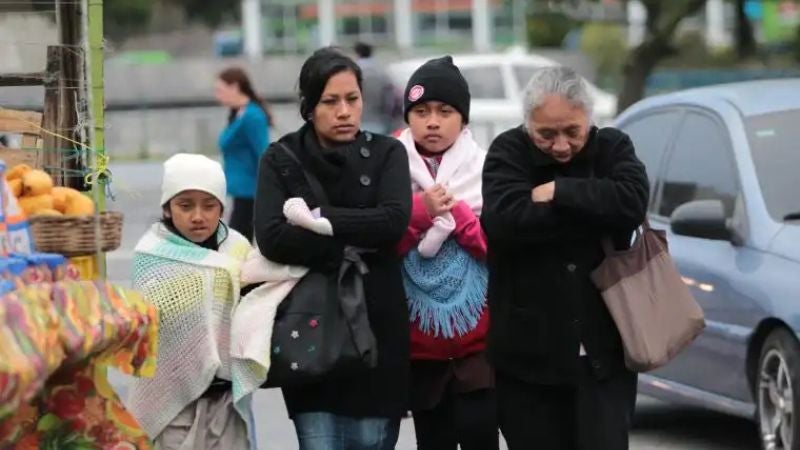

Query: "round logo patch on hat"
<box><xmin>408</xmin><ymin>85</ymin><xmax>425</xmax><ymax>102</ymax></box>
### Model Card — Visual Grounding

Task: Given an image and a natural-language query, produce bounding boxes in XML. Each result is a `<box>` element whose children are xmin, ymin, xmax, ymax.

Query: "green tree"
<box><xmin>168</xmin><ymin>0</ymin><xmax>240</xmax><ymax>27</ymax></box>
<box><xmin>795</xmin><ymin>24</ymin><xmax>800</xmax><ymax>62</ymax></box>
<box><xmin>527</xmin><ymin>11</ymin><xmax>575</xmax><ymax>47</ymax></box>
<box><xmin>580</xmin><ymin>22</ymin><xmax>626</xmax><ymax>90</ymax></box>
<box><xmin>532</xmin><ymin>0</ymin><xmax>709</xmax><ymax>110</ymax></box>
<box><xmin>104</xmin><ymin>0</ymin><xmax>156</xmax><ymax>41</ymax></box>
<box><xmin>617</xmin><ymin>0</ymin><xmax>707</xmax><ymax>111</ymax></box>
<box><xmin>29</xmin><ymin>0</ymin><xmax>155</xmax><ymax>40</ymax></box>
<box><xmin>732</xmin><ymin>0</ymin><xmax>757</xmax><ymax>58</ymax></box>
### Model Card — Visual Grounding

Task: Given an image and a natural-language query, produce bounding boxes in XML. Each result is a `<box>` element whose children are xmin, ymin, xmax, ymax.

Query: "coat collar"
<box><xmin>279</xmin><ymin>122</ymin><xmax>373</xmax><ymax>183</ymax></box>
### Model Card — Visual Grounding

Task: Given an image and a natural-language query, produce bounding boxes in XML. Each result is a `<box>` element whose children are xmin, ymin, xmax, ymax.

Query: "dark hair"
<box><xmin>298</xmin><ymin>47</ymin><xmax>363</xmax><ymax>121</ymax></box>
<box><xmin>218</xmin><ymin>67</ymin><xmax>274</xmax><ymax>127</ymax></box>
<box><xmin>354</xmin><ymin>42</ymin><xmax>372</xmax><ymax>59</ymax></box>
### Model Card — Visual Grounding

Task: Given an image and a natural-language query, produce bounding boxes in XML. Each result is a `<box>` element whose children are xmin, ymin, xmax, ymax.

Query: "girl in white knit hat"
<box><xmin>126</xmin><ymin>153</ymin><xmax>255</xmax><ymax>450</ymax></box>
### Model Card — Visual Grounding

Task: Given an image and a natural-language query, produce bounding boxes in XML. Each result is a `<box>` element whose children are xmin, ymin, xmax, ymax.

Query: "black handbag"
<box><xmin>263</xmin><ymin>144</ymin><xmax>379</xmax><ymax>387</ymax></box>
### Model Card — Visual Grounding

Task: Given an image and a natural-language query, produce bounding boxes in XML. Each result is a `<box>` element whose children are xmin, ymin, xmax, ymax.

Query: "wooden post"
<box><xmin>57</xmin><ymin>0</ymin><xmax>85</xmax><ymax>190</ymax></box>
<box><xmin>42</xmin><ymin>46</ymin><xmax>66</xmax><ymax>185</ymax></box>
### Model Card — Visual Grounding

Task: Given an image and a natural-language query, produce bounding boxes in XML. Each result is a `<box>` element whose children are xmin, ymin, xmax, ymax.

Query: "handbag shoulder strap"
<box><xmin>276</xmin><ymin>142</ymin><xmax>330</xmax><ymax>206</ymax></box>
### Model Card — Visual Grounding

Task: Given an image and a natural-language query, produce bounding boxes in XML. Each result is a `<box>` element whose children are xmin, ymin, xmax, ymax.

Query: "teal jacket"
<box><xmin>218</xmin><ymin>101</ymin><xmax>269</xmax><ymax>199</ymax></box>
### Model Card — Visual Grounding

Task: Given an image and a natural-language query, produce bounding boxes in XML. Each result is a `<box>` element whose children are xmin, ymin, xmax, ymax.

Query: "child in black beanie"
<box><xmin>397</xmin><ymin>55</ymin><xmax>499</xmax><ymax>450</ymax></box>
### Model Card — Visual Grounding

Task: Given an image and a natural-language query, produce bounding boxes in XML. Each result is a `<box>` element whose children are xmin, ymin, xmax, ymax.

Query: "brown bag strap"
<box><xmin>602</xmin><ymin>219</ymin><xmax>648</xmax><ymax>256</ymax></box>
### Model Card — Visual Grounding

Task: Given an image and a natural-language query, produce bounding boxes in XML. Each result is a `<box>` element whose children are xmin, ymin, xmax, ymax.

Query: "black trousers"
<box><xmin>229</xmin><ymin>197</ymin><xmax>255</xmax><ymax>242</ymax></box>
<box><xmin>497</xmin><ymin>360</ymin><xmax>637</xmax><ymax>450</ymax></box>
<box><xmin>413</xmin><ymin>389</ymin><xmax>499</xmax><ymax>450</ymax></box>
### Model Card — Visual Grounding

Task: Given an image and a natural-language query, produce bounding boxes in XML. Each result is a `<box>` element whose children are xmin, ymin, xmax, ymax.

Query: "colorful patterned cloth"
<box><xmin>0</xmin><ymin>281</ymin><xmax>158</xmax><ymax>449</ymax></box>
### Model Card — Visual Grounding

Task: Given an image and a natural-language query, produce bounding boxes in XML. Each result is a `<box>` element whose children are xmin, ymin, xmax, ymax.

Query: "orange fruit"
<box><xmin>6</xmin><ymin>164</ymin><xmax>32</xmax><ymax>181</ymax></box>
<box><xmin>18</xmin><ymin>194</ymin><xmax>54</xmax><ymax>216</ymax></box>
<box><xmin>64</xmin><ymin>192</ymin><xmax>95</xmax><ymax>216</ymax></box>
<box><xmin>51</xmin><ymin>187</ymin><xmax>79</xmax><ymax>212</ymax></box>
<box><xmin>21</xmin><ymin>170</ymin><xmax>53</xmax><ymax>196</ymax></box>
<box><xmin>8</xmin><ymin>179</ymin><xmax>22</xmax><ymax>197</ymax></box>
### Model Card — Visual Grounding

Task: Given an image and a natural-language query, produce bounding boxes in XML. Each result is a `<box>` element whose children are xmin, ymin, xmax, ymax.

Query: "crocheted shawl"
<box><xmin>404</xmin><ymin>239</ymin><xmax>488</xmax><ymax>339</ymax></box>
<box><xmin>126</xmin><ymin>223</ymin><xmax>253</xmax><ymax>443</ymax></box>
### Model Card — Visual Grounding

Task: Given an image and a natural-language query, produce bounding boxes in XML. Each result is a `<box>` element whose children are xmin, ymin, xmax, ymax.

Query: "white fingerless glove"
<box><xmin>418</xmin><ymin>213</ymin><xmax>455</xmax><ymax>258</ymax></box>
<box><xmin>283</xmin><ymin>198</ymin><xmax>334</xmax><ymax>236</ymax></box>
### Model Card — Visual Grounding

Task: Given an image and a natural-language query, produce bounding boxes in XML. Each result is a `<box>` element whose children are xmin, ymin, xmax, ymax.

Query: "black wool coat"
<box><xmin>481</xmin><ymin>125</ymin><xmax>649</xmax><ymax>385</ymax></box>
<box><xmin>254</xmin><ymin>122</ymin><xmax>412</xmax><ymax>418</ymax></box>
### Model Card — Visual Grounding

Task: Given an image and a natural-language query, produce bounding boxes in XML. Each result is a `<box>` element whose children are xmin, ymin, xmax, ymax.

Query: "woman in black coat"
<box><xmin>481</xmin><ymin>66</ymin><xmax>649</xmax><ymax>450</ymax></box>
<box><xmin>254</xmin><ymin>47</ymin><xmax>412</xmax><ymax>450</ymax></box>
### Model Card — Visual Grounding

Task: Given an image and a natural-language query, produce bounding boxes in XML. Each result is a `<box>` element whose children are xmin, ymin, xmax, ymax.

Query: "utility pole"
<box><xmin>394</xmin><ymin>0</ymin><xmax>413</xmax><ymax>52</ymax></box>
<box><xmin>318</xmin><ymin>0</ymin><xmax>336</xmax><ymax>46</ymax></box>
<box><xmin>242</xmin><ymin>0</ymin><xmax>264</xmax><ymax>58</ymax></box>
<box><xmin>472</xmin><ymin>0</ymin><xmax>492</xmax><ymax>52</ymax></box>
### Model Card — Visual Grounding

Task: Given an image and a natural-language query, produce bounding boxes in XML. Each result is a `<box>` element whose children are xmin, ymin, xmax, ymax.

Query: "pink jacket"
<box><xmin>398</xmin><ymin>194</ymin><xmax>490</xmax><ymax>361</ymax></box>
<box><xmin>398</xmin><ymin>194</ymin><xmax>487</xmax><ymax>260</ymax></box>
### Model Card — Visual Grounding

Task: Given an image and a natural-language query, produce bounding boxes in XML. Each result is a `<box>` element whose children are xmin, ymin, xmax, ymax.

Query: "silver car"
<box><xmin>614</xmin><ymin>79</ymin><xmax>800</xmax><ymax>450</ymax></box>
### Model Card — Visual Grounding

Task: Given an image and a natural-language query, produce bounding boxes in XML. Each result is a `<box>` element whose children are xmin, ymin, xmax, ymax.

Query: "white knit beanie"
<box><xmin>160</xmin><ymin>153</ymin><xmax>227</xmax><ymax>206</ymax></box>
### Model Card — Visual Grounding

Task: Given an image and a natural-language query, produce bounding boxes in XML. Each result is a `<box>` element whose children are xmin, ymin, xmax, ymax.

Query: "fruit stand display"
<box><xmin>5</xmin><ymin>163</ymin><xmax>122</xmax><ymax>279</ymax></box>
<box><xmin>0</xmin><ymin>281</ymin><xmax>158</xmax><ymax>449</ymax></box>
<box><xmin>0</xmin><ymin>1</ymin><xmax>159</xmax><ymax>447</ymax></box>
<box><xmin>0</xmin><ymin>154</ymin><xmax>159</xmax><ymax>449</ymax></box>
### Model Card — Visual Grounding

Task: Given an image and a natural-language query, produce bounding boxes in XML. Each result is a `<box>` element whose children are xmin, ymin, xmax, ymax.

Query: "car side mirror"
<box><xmin>670</xmin><ymin>200</ymin><xmax>732</xmax><ymax>241</ymax></box>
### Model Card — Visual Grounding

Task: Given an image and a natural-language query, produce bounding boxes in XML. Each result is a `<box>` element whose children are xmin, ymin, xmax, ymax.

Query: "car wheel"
<box><xmin>758</xmin><ymin>328</ymin><xmax>800</xmax><ymax>450</ymax></box>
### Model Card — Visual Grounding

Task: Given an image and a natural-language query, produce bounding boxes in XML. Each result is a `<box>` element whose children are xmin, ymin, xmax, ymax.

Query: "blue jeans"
<box><xmin>292</xmin><ymin>412</ymin><xmax>400</xmax><ymax>450</ymax></box>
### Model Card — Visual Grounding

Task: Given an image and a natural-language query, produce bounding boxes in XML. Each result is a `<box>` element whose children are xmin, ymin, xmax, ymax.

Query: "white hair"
<box><xmin>522</xmin><ymin>66</ymin><xmax>594</xmax><ymax>124</ymax></box>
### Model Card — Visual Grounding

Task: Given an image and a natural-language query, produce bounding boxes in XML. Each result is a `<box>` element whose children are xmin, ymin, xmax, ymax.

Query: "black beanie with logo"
<box><xmin>403</xmin><ymin>56</ymin><xmax>471</xmax><ymax>124</ymax></box>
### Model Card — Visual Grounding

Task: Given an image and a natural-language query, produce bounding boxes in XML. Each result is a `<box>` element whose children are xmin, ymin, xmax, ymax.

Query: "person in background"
<box><xmin>354</xmin><ymin>42</ymin><xmax>398</xmax><ymax>135</ymax></box>
<box><xmin>481</xmin><ymin>66</ymin><xmax>649</xmax><ymax>450</ymax></box>
<box><xmin>215</xmin><ymin>67</ymin><xmax>271</xmax><ymax>242</ymax></box>
<box><xmin>254</xmin><ymin>47</ymin><xmax>412</xmax><ymax>450</ymax></box>
<box><xmin>396</xmin><ymin>56</ymin><xmax>499</xmax><ymax>450</ymax></box>
<box><xmin>127</xmin><ymin>154</ymin><xmax>254</xmax><ymax>449</ymax></box>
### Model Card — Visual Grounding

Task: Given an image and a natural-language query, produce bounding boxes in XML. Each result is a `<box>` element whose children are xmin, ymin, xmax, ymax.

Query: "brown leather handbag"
<box><xmin>591</xmin><ymin>222</ymin><xmax>706</xmax><ymax>372</ymax></box>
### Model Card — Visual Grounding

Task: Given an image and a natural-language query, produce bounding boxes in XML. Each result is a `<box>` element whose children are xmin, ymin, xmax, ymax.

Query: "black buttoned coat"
<box><xmin>481</xmin><ymin>125</ymin><xmax>649</xmax><ymax>385</ymax></box>
<box><xmin>254</xmin><ymin>122</ymin><xmax>412</xmax><ymax>418</ymax></box>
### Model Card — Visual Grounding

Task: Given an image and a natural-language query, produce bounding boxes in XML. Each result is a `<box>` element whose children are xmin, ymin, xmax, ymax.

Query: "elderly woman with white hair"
<box><xmin>480</xmin><ymin>66</ymin><xmax>649</xmax><ymax>449</ymax></box>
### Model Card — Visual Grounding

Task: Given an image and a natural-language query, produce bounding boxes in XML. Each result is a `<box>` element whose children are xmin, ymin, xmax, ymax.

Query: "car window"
<box><xmin>512</xmin><ymin>65</ymin><xmax>541</xmax><ymax>90</ymax></box>
<box><xmin>460</xmin><ymin>66</ymin><xmax>506</xmax><ymax>100</ymax></box>
<box><xmin>746</xmin><ymin>109</ymin><xmax>800</xmax><ymax>222</ymax></box>
<box><xmin>619</xmin><ymin>111</ymin><xmax>682</xmax><ymax>203</ymax></box>
<box><xmin>658</xmin><ymin>112</ymin><xmax>739</xmax><ymax>218</ymax></box>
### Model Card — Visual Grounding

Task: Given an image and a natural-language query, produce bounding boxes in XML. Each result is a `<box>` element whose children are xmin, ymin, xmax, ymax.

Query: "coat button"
<box><xmin>591</xmin><ymin>360</ymin><xmax>602</xmax><ymax>369</ymax></box>
<box><xmin>365</xmin><ymin>132</ymin><xmax>373</xmax><ymax>142</ymax></box>
<box><xmin>360</xmin><ymin>147</ymin><xmax>371</xmax><ymax>158</ymax></box>
<box><xmin>566</xmin><ymin>263</ymin><xmax>577</xmax><ymax>272</ymax></box>
<box><xmin>360</xmin><ymin>175</ymin><xmax>371</xmax><ymax>186</ymax></box>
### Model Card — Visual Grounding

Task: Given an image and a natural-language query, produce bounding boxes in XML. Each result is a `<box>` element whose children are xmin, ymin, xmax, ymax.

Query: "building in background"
<box><xmin>242</xmin><ymin>0</ymin><xmax>527</xmax><ymax>56</ymax></box>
